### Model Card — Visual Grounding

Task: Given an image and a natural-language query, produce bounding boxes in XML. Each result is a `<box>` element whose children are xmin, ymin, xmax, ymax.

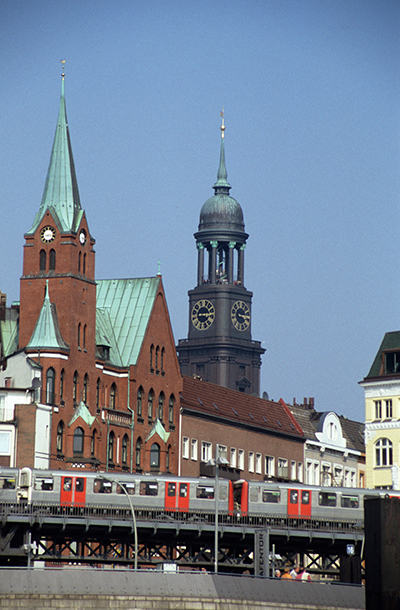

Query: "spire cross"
<box><xmin>61</xmin><ymin>59</ymin><xmax>66</xmax><ymax>80</ymax></box>
<box><xmin>220</xmin><ymin>108</ymin><xmax>225</xmax><ymax>139</ymax></box>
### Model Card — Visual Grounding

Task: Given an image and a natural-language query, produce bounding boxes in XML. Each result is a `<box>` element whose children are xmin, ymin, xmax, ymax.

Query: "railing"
<box><xmin>0</xmin><ymin>501</ymin><xmax>363</xmax><ymax>534</ymax></box>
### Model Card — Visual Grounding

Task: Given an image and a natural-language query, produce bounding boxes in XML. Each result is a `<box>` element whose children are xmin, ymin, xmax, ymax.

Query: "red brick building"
<box><xmin>0</xmin><ymin>71</ymin><xmax>181</xmax><ymax>474</ymax></box>
<box><xmin>179</xmin><ymin>376</ymin><xmax>305</xmax><ymax>481</ymax></box>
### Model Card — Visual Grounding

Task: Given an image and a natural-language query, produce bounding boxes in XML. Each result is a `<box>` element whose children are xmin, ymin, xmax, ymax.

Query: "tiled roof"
<box><xmin>181</xmin><ymin>376</ymin><xmax>304</xmax><ymax>439</ymax></box>
<box><xmin>96</xmin><ymin>277</ymin><xmax>160</xmax><ymax>367</ymax></box>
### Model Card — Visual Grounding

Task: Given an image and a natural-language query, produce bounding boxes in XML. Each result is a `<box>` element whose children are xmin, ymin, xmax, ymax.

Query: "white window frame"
<box><xmin>182</xmin><ymin>437</ymin><xmax>189</xmax><ymax>460</ymax></box>
<box><xmin>238</xmin><ymin>449</ymin><xmax>244</xmax><ymax>470</ymax></box>
<box><xmin>191</xmin><ymin>438</ymin><xmax>198</xmax><ymax>461</ymax></box>
<box><xmin>291</xmin><ymin>461</ymin><xmax>296</xmax><ymax>480</ymax></box>
<box><xmin>248</xmin><ymin>451</ymin><xmax>254</xmax><ymax>473</ymax></box>
<box><xmin>256</xmin><ymin>453</ymin><xmax>262</xmax><ymax>474</ymax></box>
<box><xmin>217</xmin><ymin>444</ymin><xmax>227</xmax><ymax>460</ymax></box>
<box><xmin>265</xmin><ymin>455</ymin><xmax>275</xmax><ymax>477</ymax></box>
<box><xmin>201</xmin><ymin>441</ymin><xmax>212</xmax><ymax>463</ymax></box>
<box><xmin>230</xmin><ymin>447</ymin><xmax>237</xmax><ymax>468</ymax></box>
<box><xmin>297</xmin><ymin>462</ymin><xmax>303</xmax><ymax>483</ymax></box>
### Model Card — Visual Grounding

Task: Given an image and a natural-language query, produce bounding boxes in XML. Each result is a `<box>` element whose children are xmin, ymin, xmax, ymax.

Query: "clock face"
<box><xmin>231</xmin><ymin>300</ymin><xmax>250</xmax><ymax>331</ymax></box>
<box><xmin>191</xmin><ymin>299</ymin><xmax>215</xmax><ymax>330</ymax></box>
<box><xmin>40</xmin><ymin>226</ymin><xmax>56</xmax><ymax>243</ymax></box>
<box><xmin>79</xmin><ymin>230</ymin><xmax>87</xmax><ymax>245</ymax></box>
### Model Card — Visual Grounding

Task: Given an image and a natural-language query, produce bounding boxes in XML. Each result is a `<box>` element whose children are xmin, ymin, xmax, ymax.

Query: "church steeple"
<box><xmin>177</xmin><ymin>112</ymin><xmax>265</xmax><ymax>396</ymax></box>
<box><xmin>212</xmin><ymin>110</ymin><xmax>231</xmax><ymax>194</ymax></box>
<box><xmin>26</xmin><ymin>61</ymin><xmax>83</xmax><ymax>236</ymax></box>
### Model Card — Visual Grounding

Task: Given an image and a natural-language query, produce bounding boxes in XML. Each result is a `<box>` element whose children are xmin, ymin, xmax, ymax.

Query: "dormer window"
<box><xmin>385</xmin><ymin>351</ymin><xmax>400</xmax><ymax>374</ymax></box>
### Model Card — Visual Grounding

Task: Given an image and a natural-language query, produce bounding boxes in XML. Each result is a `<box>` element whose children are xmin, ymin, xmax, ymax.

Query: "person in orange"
<box><xmin>281</xmin><ymin>564</ymin><xmax>292</xmax><ymax>580</ymax></box>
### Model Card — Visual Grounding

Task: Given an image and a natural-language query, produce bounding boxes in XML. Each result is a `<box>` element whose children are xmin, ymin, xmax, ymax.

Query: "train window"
<box><xmin>179</xmin><ymin>483</ymin><xmax>188</xmax><ymax>498</ymax></box>
<box><xmin>63</xmin><ymin>477</ymin><xmax>72</xmax><ymax>492</ymax></box>
<box><xmin>75</xmin><ymin>478</ymin><xmax>84</xmax><ymax>493</ymax></box>
<box><xmin>249</xmin><ymin>487</ymin><xmax>259</xmax><ymax>502</ymax></box>
<box><xmin>341</xmin><ymin>495</ymin><xmax>359</xmax><ymax>509</ymax></box>
<box><xmin>262</xmin><ymin>490</ymin><xmax>280</xmax><ymax>503</ymax></box>
<box><xmin>168</xmin><ymin>483</ymin><xmax>176</xmax><ymax>497</ymax></box>
<box><xmin>196</xmin><ymin>485</ymin><xmax>214</xmax><ymax>499</ymax></box>
<box><xmin>319</xmin><ymin>492</ymin><xmax>337</xmax><ymax>507</ymax></box>
<box><xmin>219</xmin><ymin>485</ymin><xmax>227</xmax><ymax>501</ymax></box>
<box><xmin>290</xmin><ymin>490</ymin><xmax>298</xmax><ymax>504</ymax></box>
<box><xmin>117</xmin><ymin>482</ymin><xmax>135</xmax><ymax>495</ymax></box>
<box><xmin>139</xmin><ymin>481</ymin><xmax>158</xmax><ymax>496</ymax></box>
<box><xmin>34</xmin><ymin>477</ymin><xmax>53</xmax><ymax>491</ymax></box>
<box><xmin>302</xmin><ymin>491</ymin><xmax>310</xmax><ymax>505</ymax></box>
<box><xmin>93</xmin><ymin>479</ymin><xmax>112</xmax><ymax>493</ymax></box>
<box><xmin>0</xmin><ymin>477</ymin><xmax>16</xmax><ymax>490</ymax></box>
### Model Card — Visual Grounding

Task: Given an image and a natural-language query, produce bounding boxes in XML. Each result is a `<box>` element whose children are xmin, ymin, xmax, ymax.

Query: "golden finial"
<box><xmin>61</xmin><ymin>59</ymin><xmax>66</xmax><ymax>80</ymax></box>
<box><xmin>220</xmin><ymin>107</ymin><xmax>225</xmax><ymax>139</ymax></box>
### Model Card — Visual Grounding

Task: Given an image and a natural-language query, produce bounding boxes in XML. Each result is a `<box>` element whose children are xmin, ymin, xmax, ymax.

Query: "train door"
<box><xmin>233</xmin><ymin>480</ymin><xmax>248</xmax><ymax>515</ymax></box>
<box><xmin>165</xmin><ymin>481</ymin><xmax>190</xmax><ymax>512</ymax></box>
<box><xmin>287</xmin><ymin>488</ymin><xmax>312</xmax><ymax>518</ymax></box>
<box><xmin>60</xmin><ymin>475</ymin><xmax>86</xmax><ymax>507</ymax></box>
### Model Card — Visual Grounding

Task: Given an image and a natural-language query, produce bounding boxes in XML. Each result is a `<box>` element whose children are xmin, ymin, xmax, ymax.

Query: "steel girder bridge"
<box><xmin>0</xmin><ymin>502</ymin><xmax>363</xmax><ymax>580</ymax></box>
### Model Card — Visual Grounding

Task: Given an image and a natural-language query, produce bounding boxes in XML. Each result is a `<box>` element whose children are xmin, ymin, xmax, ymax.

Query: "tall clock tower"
<box><xmin>177</xmin><ymin>115</ymin><xmax>265</xmax><ymax>395</ymax></box>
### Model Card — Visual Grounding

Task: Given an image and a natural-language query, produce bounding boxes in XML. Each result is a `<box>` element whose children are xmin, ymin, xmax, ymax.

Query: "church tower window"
<box><xmin>40</xmin><ymin>250</ymin><xmax>46</xmax><ymax>271</ymax></box>
<box><xmin>56</xmin><ymin>421</ymin><xmax>64</xmax><ymax>453</ymax></box>
<box><xmin>73</xmin><ymin>371</ymin><xmax>78</xmax><ymax>404</ymax></box>
<box><xmin>49</xmin><ymin>249</ymin><xmax>56</xmax><ymax>270</ymax></box>
<box><xmin>110</xmin><ymin>383</ymin><xmax>117</xmax><ymax>409</ymax></box>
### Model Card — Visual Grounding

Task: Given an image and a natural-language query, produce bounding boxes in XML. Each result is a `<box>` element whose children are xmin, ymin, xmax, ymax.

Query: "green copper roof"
<box><xmin>27</xmin><ymin>281</ymin><xmax>69</xmax><ymax>351</ymax></box>
<box><xmin>199</xmin><ymin>129</ymin><xmax>244</xmax><ymax>233</ymax></box>
<box><xmin>69</xmin><ymin>401</ymin><xmax>98</xmax><ymax>428</ymax></box>
<box><xmin>96</xmin><ymin>277</ymin><xmax>160</xmax><ymax>367</ymax></box>
<box><xmin>365</xmin><ymin>330</ymin><xmax>400</xmax><ymax>378</ymax></box>
<box><xmin>145</xmin><ymin>418</ymin><xmax>170</xmax><ymax>444</ymax></box>
<box><xmin>26</xmin><ymin>76</ymin><xmax>84</xmax><ymax>235</ymax></box>
<box><xmin>0</xmin><ymin>313</ymin><xmax>19</xmax><ymax>358</ymax></box>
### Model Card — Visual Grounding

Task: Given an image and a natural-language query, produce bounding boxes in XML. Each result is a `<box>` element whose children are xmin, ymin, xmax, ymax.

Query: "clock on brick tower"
<box><xmin>177</xmin><ymin>115</ymin><xmax>265</xmax><ymax>395</ymax></box>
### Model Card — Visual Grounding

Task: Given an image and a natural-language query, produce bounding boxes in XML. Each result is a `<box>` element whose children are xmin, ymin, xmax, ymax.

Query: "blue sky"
<box><xmin>1</xmin><ymin>0</ymin><xmax>399</xmax><ymax>422</ymax></box>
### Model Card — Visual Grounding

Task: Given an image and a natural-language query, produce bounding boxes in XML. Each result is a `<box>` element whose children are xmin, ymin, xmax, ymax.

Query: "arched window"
<box><xmin>158</xmin><ymin>392</ymin><xmax>165</xmax><ymax>421</ymax></box>
<box><xmin>155</xmin><ymin>346</ymin><xmax>160</xmax><ymax>373</ymax></box>
<box><xmin>169</xmin><ymin>394</ymin><xmax>175</xmax><ymax>424</ymax></box>
<box><xmin>83</xmin><ymin>253</ymin><xmax>86</xmax><ymax>276</ymax></box>
<box><xmin>49</xmin><ymin>249</ymin><xmax>56</xmax><ymax>270</ymax></box>
<box><xmin>78</xmin><ymin>251</ymin><xmax>81</xmax><ymax>273</ymax></box>
<box><xmin>91</xmin><ymin>429</ymin><xmax>96</xmax><ymax>456</ymax></box>
<box><xmin>137</xmin><ymin>386</ymin><xmax>143</xmax><ymax>417</ymax></box>
<box><xmin>73</xmin><ymin>427</ymin><xmax>84</xmax><ymax>454</ymax></box>
<box><xmin>96</xmin><ymin>378</ymin><xmax>101</xmax><ymax>410</ymax></box>
<box><xmin>108</xmin><ymin>431</ymin><xmax>115</xmax><ymax>463</ymax></box>
<box><xmin>147</xmin><ymin>389</ymin><xmax>154</xmax><ymax>419</ymax></box>
<box><xmin>136</xmin><ymin>438</ymin><xmax>142</xmax><ymax>469</ymax></box>
<box><xmin>150</xmin><ymin>443</ymin><xmax>160</xmax><ymax>468</ymax></box>
<box><xmin>375</xmin><ymin>438</ymin><xmax>393</xmax><ymax>467</ymax></box>
<box><xmin>161</xmin><ymin>347</ymin><xmax>165</xmax><ymax>375</ymax></box>
<box><xmin>60</xmin><ymin>369</ymin><xmax>65</xmax><ymax>401</ymax></box>
<box><xmin>122</xmin><ymin>434</ymin><xmax>128</xmax><ymax>465</ymax></box>
<box><xmin>73</xmin><ymin>371</ymin><xmax>78</xmax><ymax>403</ymax></box>
<box><xmin>46</xmin><ymin>368</ymin><xmax>55</xmax><ymax>405</ymax></box>
<box><xmin>40</xmin><ymin>250</ymin><xmax>46</xmax><ymax>271</ymax></box>
<box><xmin>150</xmin><ymin>344</ymin><xmax>154</xmax><ymax>372</ymax></box>
<box><xmin>110</xmin><ymin>383</ymin><xmax>117</xmax><ymax>409</ymax></box>
<box><xmin>83</xmin><ymin>324</ymin><xmax>87</xmax><ymax>349</ymax></box>
<box><xmin>56</xmin><ymin>421</ymin><xmax>64</xmax><ymax>453</ymax></box>
<box><xmin>83</xmin><ymin>373</ymin><xmax>89</xmax><ymax>404</ymax></box>
<box><xmin>78</xmin><ymin>323</ymin><xmax>81</xmax><ymax>348</ymax></box>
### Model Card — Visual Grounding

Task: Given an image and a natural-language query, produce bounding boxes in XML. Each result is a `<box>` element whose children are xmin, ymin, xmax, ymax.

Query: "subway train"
<box><xmin>0</xmin><ymin>467</ymin><xmax>398</xmax><ymax>527</ymax></box>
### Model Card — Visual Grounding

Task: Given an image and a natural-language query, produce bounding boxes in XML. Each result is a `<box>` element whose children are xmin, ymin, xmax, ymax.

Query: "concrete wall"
<box><xmin>0</xmin><ymin>568</ymin><xmax>365</xmax><ymax>610</ymax></box>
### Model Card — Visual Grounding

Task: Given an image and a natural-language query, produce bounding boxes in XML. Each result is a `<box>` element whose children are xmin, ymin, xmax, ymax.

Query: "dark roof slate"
<box><xmin>364</xmin><ymin>330</ymin><xmax>400</xmax><ymax>379</ymax></box>
<box><xmin>181</xmin><ymin>376</ymin><xmax>304</xmax><ymax>440</ymax></box>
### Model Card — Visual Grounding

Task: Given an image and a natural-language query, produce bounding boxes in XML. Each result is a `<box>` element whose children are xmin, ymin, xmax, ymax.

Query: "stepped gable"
<box><xmin>181</xmin><ymin>376</ymin><xmax>304</xmax><ymax>438</ymax></box>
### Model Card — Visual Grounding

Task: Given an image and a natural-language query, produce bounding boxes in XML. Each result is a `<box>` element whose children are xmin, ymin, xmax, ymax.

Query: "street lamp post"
<box><xmin>207</xmin><ymin>454</ymin><xmax>228</xmax><ymax>573</ymax></box>
<box><xmin>99</xmin><ymin>475</ymin><xmax>138</xmax><ymax>570</ymax></box>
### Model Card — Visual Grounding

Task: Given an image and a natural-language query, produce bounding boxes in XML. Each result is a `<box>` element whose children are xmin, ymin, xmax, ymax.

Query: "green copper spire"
<box><xmin>27</xmin><ymin>280</ymin><xmax>69</xmax><ymax>350</ymax></box>
<box><xmin>26</xmin><ymin>62</ymin><xmax>83</xmax><ymax>235</ymax></box>
<box><xmin>212</xmin><ymin>108</ymin><xmax>231</xmax><ymax>194</ymax></box>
